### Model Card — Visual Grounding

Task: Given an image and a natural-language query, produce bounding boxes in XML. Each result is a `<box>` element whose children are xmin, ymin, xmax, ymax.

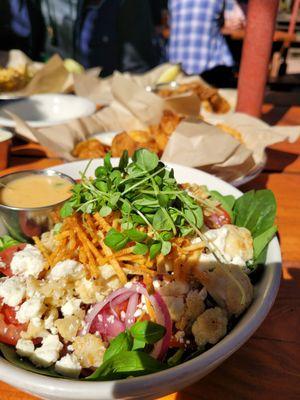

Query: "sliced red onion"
<box><xmin>82</xmin><ymin>286</ymin><xmax>136</xmax><ymax>334</ymax></box>
<box><xmin>82</xmin><ymin>282</ymin><xmax>172</xmax><ymax>358</ymax></box>
<box><xmin>90</xmin><ymin>309</ymin><xmax>125</xmax><ymax>340</ymax></box>
<box><xmin>150</xmin><ymin>291</ymin><xmax>172</xmax><ymax>360</ymax></box>
<box><xmin>125</xmin><ymin>293</ymin><xmax>139</xmax><ymax>328</ymax></box>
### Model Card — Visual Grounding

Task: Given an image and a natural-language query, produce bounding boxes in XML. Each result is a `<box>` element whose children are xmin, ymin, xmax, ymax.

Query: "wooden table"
<box><xmin>1</xmin><ymin>105</ymin><xmax>300</xmax><ymax>400</ymax></box>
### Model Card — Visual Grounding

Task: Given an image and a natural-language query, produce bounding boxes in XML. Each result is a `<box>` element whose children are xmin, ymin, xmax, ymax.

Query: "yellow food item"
<box><xmin>64</xmin><ymin>58</ymin><xmax>84</xmax><ymax>74</ymax></box>
<box><xmin>0</xmin><ymin>66</ymin><xmax>31</xmax><ymax>92</ymax></box>
<box><xmin>72</xmin><ymin>334</ymin><xmax>105</xmax><ymax>368</ymax></box>
<box><xmin>157</xmin><ymin>64</ymin><xmax>181</xmax><ymax>84</ymax></box>
<box><xmin>55</xmin><ymin>316</ymin><xmax>81</xmax><ymax>341</ymax></box>
<box><xmin>0</xmin><ymin>174</ymin><xmax>72</xmax><ymax>208</ymax></box>
<box><xmin>72</xmin><ymin>139</ymin><xmax>110</xmax><ymax>159</ymax></box>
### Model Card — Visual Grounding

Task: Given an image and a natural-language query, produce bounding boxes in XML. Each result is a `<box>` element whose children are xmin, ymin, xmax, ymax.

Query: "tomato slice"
<box><xmin>1</xmin><ymin>304</ymin><xmax>20</xmax><ymax>325</ymax></box>
<box><xmin>0</xmin><ymin>243</ymin><xmax>26</xmax><ymax>277</ymax></box>
<box><xmin>204</xmin><ymin>206</ymin><xmax>231</xmax><ymax>229</ymax></box>
<box><xmin>0</xmin><ymin>305</ymin><xmax>27</xmax><ymax>346</ymax></box>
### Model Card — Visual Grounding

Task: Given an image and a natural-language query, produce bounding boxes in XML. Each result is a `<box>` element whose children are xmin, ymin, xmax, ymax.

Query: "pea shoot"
<box><xmin>60</xmin><ymin>149</ymin><xmax>204</xmax><ymax>258</ymax></box>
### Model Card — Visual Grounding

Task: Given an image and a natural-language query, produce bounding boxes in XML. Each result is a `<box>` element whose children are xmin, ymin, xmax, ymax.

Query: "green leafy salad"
<box><xmin>0</xmin><ymin>149</ymin><xmax>277</xmax><ymax>381</ymax></box>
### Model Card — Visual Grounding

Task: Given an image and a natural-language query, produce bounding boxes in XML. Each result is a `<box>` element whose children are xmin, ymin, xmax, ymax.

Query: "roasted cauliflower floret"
<box><xmin>72</xmin><ymin>334</ymin><xmax>105</xmax><ymax>368</ymax></box>
<box><xmin>192</xmin><ymin>307</ymin><xmax>228</xmax><ymax>347</ymax></box>
<box><xmin>195</xmin><ymin>264</ymin><xmax>253</xmax><ymax>316</ymax></box>
<box><xmin>176</xmin><ymin>288</ymin><xmax>206</xmax><ymax>330</ymax></box>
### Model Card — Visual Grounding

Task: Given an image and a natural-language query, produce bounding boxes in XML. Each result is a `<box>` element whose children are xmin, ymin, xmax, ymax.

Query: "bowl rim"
<box><xmin>0</xmin><ymin>160</ymin><xmax>282</xmax><ymax>399</ymax></box>
<box><xmin>0</xmin><ymin>169</ymin><xmax>75</xmax><ymax>211</ymax></box>
<box><xmin>0</xmin><ymin>94</ymin><xmax>96</xmax><ymax>128</ymax></box>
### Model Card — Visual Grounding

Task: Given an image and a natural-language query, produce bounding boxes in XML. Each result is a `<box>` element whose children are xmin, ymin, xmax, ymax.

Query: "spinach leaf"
<box><xmin>86</xmin><ymin>351</ymin><xmax>165</xmax><ymax>381</ymax></box>
<box><xmin>130</xmin><ymin>321</ymin><xmax>166</xmax><ymax>344</ymax></box>
<box><xmin>233</xmin><ymin>190</ymin><xmax>276</xmax><ymax>238</ymax></box>
<box><xmin>167</xmin><ymin>348</ymin><xmax>184</xmax><ymax>367</ymax></box>
<box><xmin>103</xmin><ymin>332</ymin><xmax>133</xmax><ymax>362</ymax></box>
<box><xmin>0</xmin><ymin>235</ymin><xmax>20</xmax><ymax>251</ymax></box>
<box><xmin>253</xmin><ymin>225</ymin><xmax>278</xmax><ymax>260</ymax></box>
<box><xmin>0</xmin><ymin>343</ymin><xmax>62</xmax><ymax>378</ymax></box>
<box><xmin>210</xmin><ymin>190</ymin><xmax>235</xmax><ymax>220</ymax></box>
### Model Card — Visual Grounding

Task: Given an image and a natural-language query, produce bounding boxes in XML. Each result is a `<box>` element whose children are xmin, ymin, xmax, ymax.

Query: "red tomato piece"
<box><xmin>204</xmin><ymin>206</ymin><xmax>231</xmax><ymax>229</ymax></box>
<box><xmin>0</xmin><ymin>244</ymin><xmax>26</xmax><ymax>277</ymax></box>
<box><xmin>1</xmin><ymin>304</ymin><xmax>19</xmax><ymax>325</ymax></box>
<box><xmin>0</xmin><ymin>305</ymin><xmax>27</xmax><ymax>346</ymax></box>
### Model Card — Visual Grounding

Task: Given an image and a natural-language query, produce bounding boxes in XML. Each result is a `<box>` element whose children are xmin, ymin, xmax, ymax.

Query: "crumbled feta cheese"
<box><xmin>200</xmin><ymin>225</ymin><xmax>253</xmax><ymax>272</ymax></box>
<box><xmin>31</xmin><ymin>317</ymin><xmax>42</xmax><ymax>328</ymax></box>
<box><xmin>0</xmin><ymin>276</ymin><xmax>26</xmax><ymax>307</ymax></box>
<box><xmin>120</xmin><ymin>310</ymin><xmax>126</xmax><ymax>321</ymax></box>
<box><xmin>10</xmin><ymin>245</ymin><xmax>44</xmax><ymax>278</ymax></box>
<box><xmin>61</xmin><ymin>298</ymin><xmax>81</xmax><ymax>317</ymax></box>
<box><xmin>107</xmin><ymin>277</ymin><xmax>121</xmax><ymax>291</ymax></box>
<box><xmin>44</xmin><ymin>314</ymin><xmax>54</xmax><ymax>330</ymax></box>
<box><xmin>107</xmin><ymin>315</ymin><xmax>115</xmax><ymax>324</ymax></box>
<box><xmin>0</xmin><ymin>258</ymin><xmax>5</xmax><ymax>269</ymax></box>
<box><xmin>55</xmin><ymin>353</ymin><xmax>82</xmax><ymax>378</ymax></box>
<box><xmin>30</xmin><ymin>334</ymin><xmax>63</xmax><ymax>368</ymax></box>
<box><xmin>133</xmin><ymin>309</ymin><xmax>142</xmax><ymax>318</ymax></box>
<box><xmin>100</xmin><ymin>264</ymin><xmax>116</xmax><ymax>280</ymax></box>
<box><xmin>49</xmin><ymin>260</ymin><xmax>83</xmax><ymax>280</ymax></box>
<box><xmin>16</xmin><ymin>339</ymin><xmax>35</xmax><ymax>358</ymax></box>
<box><xmin>16</xmin><ymin>295</ymin><xmax>44</xmax><ymax>323</ymax></box>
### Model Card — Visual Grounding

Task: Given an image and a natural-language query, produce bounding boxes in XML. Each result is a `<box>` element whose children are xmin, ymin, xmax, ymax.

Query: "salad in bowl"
<box><xmin>0</xmin><ymin>149</ymin><xmax>278</xmax><ymax>385</ymax></box>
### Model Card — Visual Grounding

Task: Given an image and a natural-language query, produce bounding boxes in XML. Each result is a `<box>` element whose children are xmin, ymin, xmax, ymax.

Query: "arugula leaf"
<box><xmin>104</xmin><ymin>228</ymin><xmax>129</xmax><ymax>251</ymax></box>
<box><xmin>130</xmin><ymin>321</ymin><xmax>166</xmax><ymax>344</ymax></box>
<box><xmin>86</xmin><ymin>351</ymin><xmax>165</xmax><ymax>381</ymax></box>
<box><xmin>103</xmin><ymin>332</ymin><xmax>133</xmax><ymax>362</ymax></box>
<box><xmin>253</xmin><ymin>225</ymin><xmax>278</xmax><ymax>260</ymax></box>
<box><xmin>0</xmin><ymin>235</ymin><xmax>20</xmax><ymax>251</ymax></box>
<box><xmin>0</xmin><ymin>343</ymin><xmax>62</xmax><ymax>378</ymax></box>
<box><xmin>132</xmin><ymin>149</ymin><xmax>159</xmax><ymax>172</ymax></box>
<box><xmin>233</xmin><ymin>190</ymin><xmax>276</xmax><ymax>238</ymax></box>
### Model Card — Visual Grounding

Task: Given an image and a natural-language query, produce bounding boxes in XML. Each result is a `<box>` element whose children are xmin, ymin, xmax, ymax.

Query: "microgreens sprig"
<box><xmin>60</xmin><ymin>149</ymin><xmax>204</xmax><ymax>258</ymax></box>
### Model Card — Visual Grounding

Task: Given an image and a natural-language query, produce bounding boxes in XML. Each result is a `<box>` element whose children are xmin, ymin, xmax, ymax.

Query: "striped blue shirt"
<box><xmin>168</xmin><ymin>0</ymin><xmax>234</xmax><ymax>74</ymax></box>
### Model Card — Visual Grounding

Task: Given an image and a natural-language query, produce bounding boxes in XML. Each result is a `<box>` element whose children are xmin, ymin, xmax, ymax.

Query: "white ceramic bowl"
<box><xmin>0</xmin><ymin>94</ymin><xmax>96</xmax><ymax>128</ymax></box>
<box><xmin>0</xmin><ymin>160</ymin><xmax>281</xmax><ymax>400</ymax></box>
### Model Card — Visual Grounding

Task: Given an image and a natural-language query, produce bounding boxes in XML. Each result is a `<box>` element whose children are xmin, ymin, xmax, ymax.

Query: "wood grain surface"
<box><xmin>0</xmin><ymin>109</ymin><xmax>300</xmax><ymax>400</ymax></box>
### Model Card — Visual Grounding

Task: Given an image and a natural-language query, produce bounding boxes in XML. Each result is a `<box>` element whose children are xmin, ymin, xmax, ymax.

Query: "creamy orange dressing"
<box><xmin>0</xmin><ymin>175</ymin><xmax>72</xmax><ymax>208</ymax></box>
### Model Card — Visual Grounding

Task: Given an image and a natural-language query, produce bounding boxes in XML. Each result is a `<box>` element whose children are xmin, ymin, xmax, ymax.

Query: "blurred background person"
<box><xmin>168</xmin><ymin>0</ymin><xmax>246</xmax><ymax>87</ymax></box>
<box><xmin>0</xmin><ymin>0</ymin><xmax>160</xmax><ymax>76</ymax></box>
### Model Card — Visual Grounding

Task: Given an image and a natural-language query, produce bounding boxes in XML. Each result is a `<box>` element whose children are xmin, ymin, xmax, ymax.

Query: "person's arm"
<box><xmin>224</xmin><ymin>0</ymin><xmax>246</xmax><ymax>30</ymax></box>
